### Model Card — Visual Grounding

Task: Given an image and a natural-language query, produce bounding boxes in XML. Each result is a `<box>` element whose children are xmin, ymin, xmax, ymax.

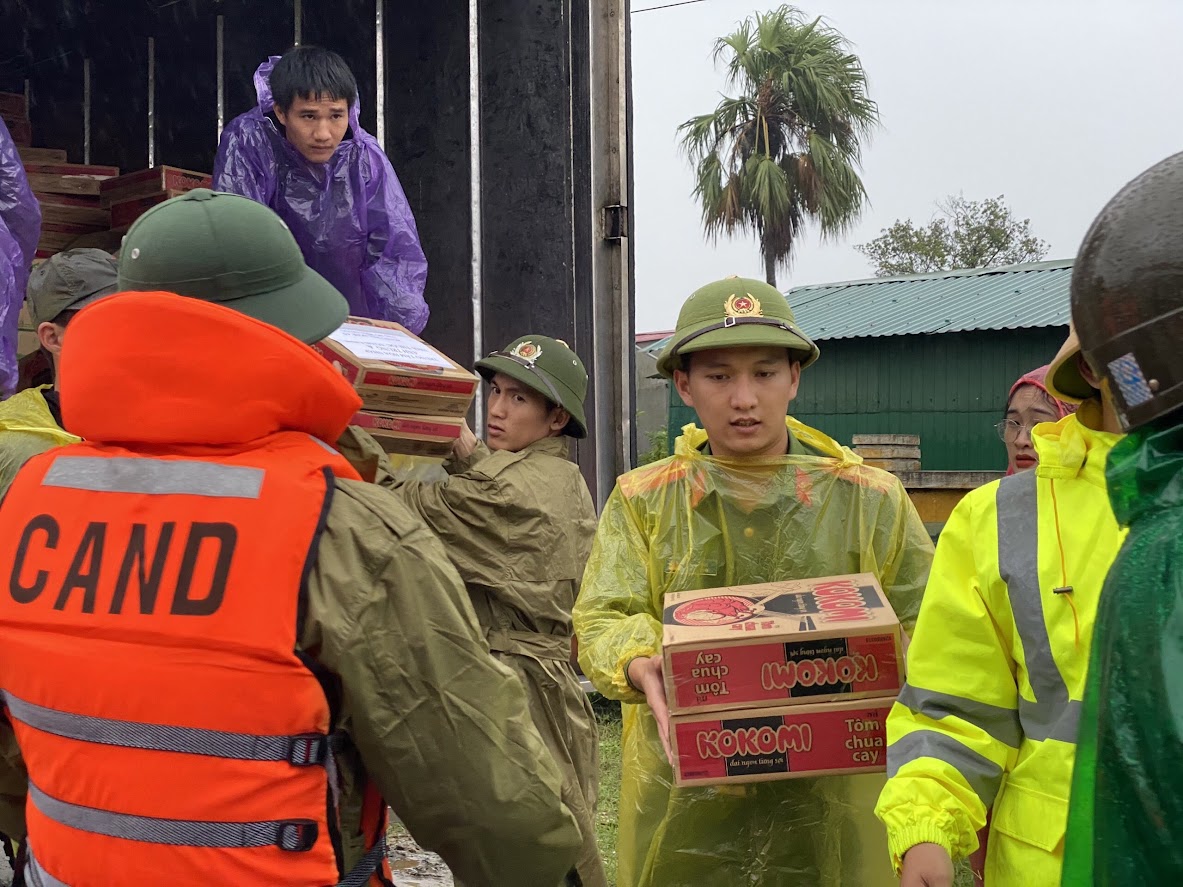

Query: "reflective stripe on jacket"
<box><xmin>0</xmin><ymin>433</ymin><xmax>391</xmax><ymax>887</ymax></box>
<box><xmin>876</xmin><ymin>411</ymin><xmax>1125</xmax><ymax>886</ymax></box>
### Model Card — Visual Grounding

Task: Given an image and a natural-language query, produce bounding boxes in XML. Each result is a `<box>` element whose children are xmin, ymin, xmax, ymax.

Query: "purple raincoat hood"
<box><xmin>0</xmin><ymin>117</ymin><xmax>43</xmax><ymax>395</ymax></box>
<box><xmin>212</xmin><ymin>58</ymin><xmax>429</xmax><ymax>332</ymax></box>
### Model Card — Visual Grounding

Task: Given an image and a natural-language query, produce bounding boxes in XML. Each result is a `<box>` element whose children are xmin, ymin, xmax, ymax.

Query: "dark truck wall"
<box><xmin>0</xmin><ymin>0</ymin><xmax>635</xmax><ymax>502</ymax></box>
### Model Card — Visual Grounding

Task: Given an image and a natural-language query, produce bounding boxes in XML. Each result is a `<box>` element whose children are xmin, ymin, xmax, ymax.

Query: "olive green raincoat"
<box><xmin>574</xmin><ymin>417</ymin><xmax>934</xmax><ymax>887</ymax></box>
<box><xmin>0</xmin><ymin>427</ymin><xmax>583</xmax><ymax>887</ymax></box>
<box><xmin>388</xmin><ymin>436</ymin><xmax>606</xmax><ymax>887</ymax></box>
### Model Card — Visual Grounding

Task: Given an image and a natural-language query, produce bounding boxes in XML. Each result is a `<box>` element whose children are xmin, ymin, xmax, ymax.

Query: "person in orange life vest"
<box><xmin>0</xmin><ymin>190</ymin><xmax>582</xmax><ymax>887</ymax></box>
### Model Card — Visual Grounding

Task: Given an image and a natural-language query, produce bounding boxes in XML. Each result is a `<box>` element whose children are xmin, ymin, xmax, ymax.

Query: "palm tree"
<box><xmin>679</xmin><ymin>6</ymin><xmax>878</xmax><ymax>286</ymax></box>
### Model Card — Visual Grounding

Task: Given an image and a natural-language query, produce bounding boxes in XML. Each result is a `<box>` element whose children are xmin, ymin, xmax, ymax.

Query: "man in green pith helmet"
<box><xmin>388</xmin><ymin>335</ymin><xmax>607</xmax><ymax>887</ymax></box>
<box><xmin>574</xmin><ymin>276</ymin><xmax>934</xmax><ymax>887</ymax></box>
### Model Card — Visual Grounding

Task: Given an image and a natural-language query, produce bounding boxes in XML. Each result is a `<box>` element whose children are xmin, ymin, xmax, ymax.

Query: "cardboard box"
<box><xmin>350</xmin><ymin>411</ymin><xmax>462</xmax><ymax>458</ymax></box>
<box><xmin>662</xmin><ymin>573</ymin><xmax>903</xmax><ymax>714</ymax></box>
<box><xmin>0</xmin><ymin>92</ymin><xmax>27</xmax><ymax>118</ymax></box>
<box><xmin>19</xmin><ymin>147</ymin><xmax>67</xmax><ymax>164</ymax></box>
<box><xmin>28</xmin><ymin>174</ymin><xmax>109</xmax><ymax>197</ymax></box>
<box><xmin>37</xmin><ymin>231</ymin><xmax>87</xmax><ymax>252</ymax></box>
<box><xmin>315</xmin><ymin>318</ymin><xmax>478</xmax><ymax>417</ymax></box>
<box><xmin>17</xmin><ymin>300</ymin><xmax>37</xmax><ymax>358</ymax></box>
<box><xmin>109</xmin><ymin>189</ymin><xmax>186</xmax><ymax>228</ymax></box>
<box><xmin>99</xmin><ymin>166</ymin><xmax>211</xmax><ymax>207</ymax></box>
<box><xmin>23</xmin><ymin>162</ymin><xmax>119</xmax><ymax>179</ymax></box>
<box><xmin>37</xmin><ymin>193</ymin><xmax>111</xmax><ymax>228</ymax></box>
<box><xmin>41</xmin><ymin>220</ymin><xmax>108</xmax><ymax>237</ymax></box>
<box><xmin>670</xmin><ymin>696</ymin><xmax>894</xmax><ymax>787</ymax></box>
<box><xmin>5</xmin><ymin>118</ymin><xmax>32</xmax><ymax>147</ymax></box>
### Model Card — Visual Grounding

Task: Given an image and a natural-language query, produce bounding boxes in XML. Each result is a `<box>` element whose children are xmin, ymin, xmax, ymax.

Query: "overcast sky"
<box><xmin>629</xmin><ymin>0</ymin><xmax>1183</xmax><ymax>332</ymax></box>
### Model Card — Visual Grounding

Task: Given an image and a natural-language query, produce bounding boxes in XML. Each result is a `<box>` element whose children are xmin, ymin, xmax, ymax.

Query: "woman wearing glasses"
<box><xmin>998</xmin><ymin>366</ymin><xmax>1078</xmax><ymax>474</ymax></box>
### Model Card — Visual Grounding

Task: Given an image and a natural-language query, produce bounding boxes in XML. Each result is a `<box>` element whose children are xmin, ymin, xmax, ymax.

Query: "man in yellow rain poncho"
<box><xmin>574</xmin><ymin>277</ymin><xmax>934</xmax><ymax>887</ymax></box>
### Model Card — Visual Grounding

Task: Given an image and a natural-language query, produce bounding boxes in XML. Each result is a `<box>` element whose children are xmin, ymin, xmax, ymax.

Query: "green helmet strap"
<box><xmin>670</xmin><ymin>316</ymin><xmax>811</xmax><ymax>361</ymax></box>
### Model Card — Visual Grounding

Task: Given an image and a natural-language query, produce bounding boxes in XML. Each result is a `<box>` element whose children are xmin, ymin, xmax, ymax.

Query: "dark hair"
<box><xmin>50</xmin><ymin>308</ymin><xmax>80</xmax><ymax>328</ymax></box>
<box><xmin>271</xmin><ymin>46</ymin><xmax>358</xmax><ymax>112</ymax></box>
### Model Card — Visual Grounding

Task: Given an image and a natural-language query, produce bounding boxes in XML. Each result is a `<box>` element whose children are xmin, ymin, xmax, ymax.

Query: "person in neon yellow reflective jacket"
<box><xmin>575</xmin><ymin>277</ymin><xmax>934</xmax><ymax>887</ymax></box>
<box><xmin>875</xmin><ymin>334</ymin><xmax>1126</xmax><ymax>887</ymax></box>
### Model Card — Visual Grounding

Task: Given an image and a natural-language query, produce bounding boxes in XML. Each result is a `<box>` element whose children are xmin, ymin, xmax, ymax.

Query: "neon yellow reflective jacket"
<box><xmin>574</xmin><ymin>417</ymin><xmax>934</xmax><ymax>887</ymax></box>
<box><xmin>875</xmin><ymin>408</ymin><xmax>1125</xmax><ymax>886</ymax></box>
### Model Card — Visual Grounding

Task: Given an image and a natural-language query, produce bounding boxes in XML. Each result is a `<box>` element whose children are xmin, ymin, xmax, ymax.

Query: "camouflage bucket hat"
<box><xmin>475</xmin><ymin>335</ymin><xmax>589</xmax><ymax>438</ymax></box>
<box><xmin>656</xmin><ymin>276</ymin><xmax>820</xmax><ymax>378</ymax></box>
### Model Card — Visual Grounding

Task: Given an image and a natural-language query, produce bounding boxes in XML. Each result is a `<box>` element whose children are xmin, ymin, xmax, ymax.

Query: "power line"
<box><xmin>633</xmin><ymin>0</ymin><xmax>714</xmax><ymax>14</ymax></box>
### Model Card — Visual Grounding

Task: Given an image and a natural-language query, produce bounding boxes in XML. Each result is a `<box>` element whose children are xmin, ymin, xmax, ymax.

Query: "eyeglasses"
<box><xmin>995</xmin><ymin>419</ymin><xmax>1036</xmax><ymax>442</ymax></box>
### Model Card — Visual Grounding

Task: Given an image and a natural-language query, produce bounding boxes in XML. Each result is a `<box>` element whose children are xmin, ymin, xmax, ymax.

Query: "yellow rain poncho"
<box><xmin>575</xmin><ymin>417</ymin><xmax>934</xmax><ymax>887</ymax></box>
<box><xmin>0</xmin><ymin>387</ymin><xmax>78</xmax><ymax>494</ymax></box>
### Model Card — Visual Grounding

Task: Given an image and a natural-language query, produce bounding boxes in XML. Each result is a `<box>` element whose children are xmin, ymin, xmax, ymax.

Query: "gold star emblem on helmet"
<box><xmin>509</xmin><ymin>340</ymin><xmax>543</xmax><ymax>364</ymax></box>
<box><xmin>724</xmin><ymin>293</ymin><xmax>763</xmax><ymax>318</ymax></box>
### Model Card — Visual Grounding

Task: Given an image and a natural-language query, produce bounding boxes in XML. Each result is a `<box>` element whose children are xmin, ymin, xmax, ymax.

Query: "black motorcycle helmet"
<box><xmin>1071</xmin><ymin>150</ymin><xmax>1183</xmax><ymax>431</ymax></box>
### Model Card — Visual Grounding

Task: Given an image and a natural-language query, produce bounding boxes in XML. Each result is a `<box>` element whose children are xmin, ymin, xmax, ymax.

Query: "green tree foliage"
<box><xmin>855</xmin><ymin>194</ymin><xmax>1050</xmax><ymax>277</ymax></box>
<box><xmin>637</xmin><ymin>427</ymin><xmax>669</xmax><ymax>466</ymax></box>
<box><xmin>679</xmin><ymin>5</ymin><xmax>878</xmax><ymax>285</ymax></box>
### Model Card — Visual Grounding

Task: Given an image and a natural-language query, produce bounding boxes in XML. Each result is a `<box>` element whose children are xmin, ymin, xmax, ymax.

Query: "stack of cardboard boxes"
<box><xmin>5</xmin><ymin>93</ymin><xmax>117</xmax><ymax>261</ymax></box>
<box><xmin>662</xmin><ymin>573</ymin><xmax>904</xmax><ymax>786</ymax></box>
<box><xmin>23</xmin><ymin>157</ymin><xmax>119</xmax><ymax>259</ymax></box>
<box><xmin>1</xmin><ymin>91</ymin><xmax>31</xmax><ymax>147</ymax></box>
<box><xmin>1</xmin><ymin>90</ymin><xmax>211</xmax><ymax>259</ymax></box>
<box><xmin>101</xmin><ymin>166</ymin><xmax>212</xmax><ymax>231</ymax></box>
<box><xmin>315</xmin><ymin>317</ymin><xmax>479</xmax><ymax>458</ymax></box>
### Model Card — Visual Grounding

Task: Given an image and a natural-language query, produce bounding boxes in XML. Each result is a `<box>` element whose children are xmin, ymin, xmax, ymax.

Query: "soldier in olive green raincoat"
<box><xmin>389</xmin><ymin>335</ymin><xmax>607</xmax><ymax>887</ymax></box>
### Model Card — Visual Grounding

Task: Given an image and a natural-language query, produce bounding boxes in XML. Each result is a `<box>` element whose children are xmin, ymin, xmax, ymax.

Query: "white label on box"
<box><xmin>327</xmin><ymin>323</ymin><xmax>453</xmax><ymax>369</ymax></box>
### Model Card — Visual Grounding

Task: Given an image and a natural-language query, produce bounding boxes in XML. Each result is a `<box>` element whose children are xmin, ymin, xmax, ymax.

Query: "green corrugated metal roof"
<box><xmin>788</xmin><ymin>259</ymin><xmax>1073</xmax><ymax>341</ymax></box>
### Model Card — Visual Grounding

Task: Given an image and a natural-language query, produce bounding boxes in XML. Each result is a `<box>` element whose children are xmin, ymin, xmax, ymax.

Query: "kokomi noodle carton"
<box><xmin>662</xmin><ymin>573</ymin><xmax>903</xmax><ymax>715</ymax></box>
<box><xmin>315</xmin><ymin>317</ymin><xmax>478</xmax><ymax>417</ymax></box>
<box><xmin>669</xmin><ymin>696</ymin><xmax>894</xmax><ymax>786</ymax></box>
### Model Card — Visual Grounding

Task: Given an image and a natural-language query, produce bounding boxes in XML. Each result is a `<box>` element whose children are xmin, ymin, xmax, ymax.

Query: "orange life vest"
<box><xmin>0</xmin><ymin>291</ymin><xmax>394</xmax><ymax>887</ymax></box>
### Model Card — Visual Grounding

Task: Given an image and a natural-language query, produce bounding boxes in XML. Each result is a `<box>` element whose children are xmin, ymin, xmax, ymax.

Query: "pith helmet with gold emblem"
<box><xmin>655</xmin><ymin>276</ymin><xmax>820</xmax><ymax>378</ymax></box>
<box><xmin>475</xmin><ymin>335</ymin><xmax>589</xmax><ymax>438</ymax></box>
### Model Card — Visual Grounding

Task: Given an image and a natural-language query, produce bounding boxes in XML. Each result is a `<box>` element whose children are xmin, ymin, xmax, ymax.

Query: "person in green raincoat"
<box><xmin>387</xmin><ymin>335</ymin><xmax>606</xmax><ymax>887</ymax></box>
<box><xmin>574</xmin><ymin>277</ymin><xmax>934</xmax><ymax>887</ymax></box>
<box><xmin>1061</xmin><ymin>151</ymin><xmax>1183</xmax><ymax>885</ymax></box>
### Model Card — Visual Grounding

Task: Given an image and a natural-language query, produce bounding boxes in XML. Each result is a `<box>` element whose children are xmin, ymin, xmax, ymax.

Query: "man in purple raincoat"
<box><xmin>214</xmin><ymin>46</ymin><xmax>429</xmax><ymax>332</ymax></box>
<box><xmin>0</xmin><ymin>115</ymin><xmax>42</xmax><ymax>395</ymax></box>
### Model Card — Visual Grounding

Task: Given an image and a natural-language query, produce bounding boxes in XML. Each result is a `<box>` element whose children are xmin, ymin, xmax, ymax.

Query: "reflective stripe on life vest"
<box><xmin>28</xmin><ymin>781</ymin><xmax>320</xmax><ymax>850</ymax></box>
<box><xmin>996</xmin><ymin>471</ymin><xmax>1081</xmax><ymax>744</ymax></box>
<box><xmin>42</xmin><ymin>456</ymin><xmax>264</xmax><ymax>498</ymax></box>
<box><xmin>25</xmin><ymin>840</ymin><xmax>389</xmax><ymax>887</ymax></box>
<box><xmin>1</xmin><ymin>690</ymin><xmax>331</xmax><ymax>766</ymax></box>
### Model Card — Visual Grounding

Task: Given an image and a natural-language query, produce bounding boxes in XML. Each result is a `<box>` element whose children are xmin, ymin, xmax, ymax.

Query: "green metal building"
<box><xmin>665</xmin><ymin>260</ymin><xmax>1073</xmax><ymax>471</ymax></box>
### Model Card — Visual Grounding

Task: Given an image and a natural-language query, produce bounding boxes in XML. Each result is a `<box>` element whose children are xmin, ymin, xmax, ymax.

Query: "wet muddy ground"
<box><xmin>388</xmin><ymin>820</ymin><xmax>454</xmax><ymax>887</ymax></box>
